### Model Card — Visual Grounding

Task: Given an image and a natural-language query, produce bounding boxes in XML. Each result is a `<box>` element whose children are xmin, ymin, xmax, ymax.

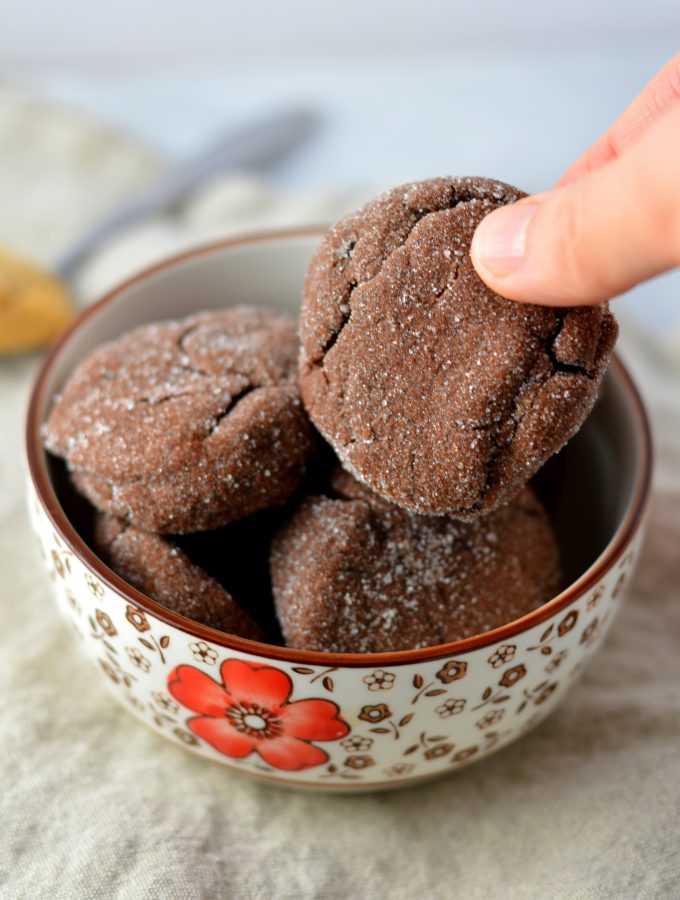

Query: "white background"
<box><xmin>3</xmin><ymin>0</ymin><xmax>679</xmax><ymax>64</ymax></box>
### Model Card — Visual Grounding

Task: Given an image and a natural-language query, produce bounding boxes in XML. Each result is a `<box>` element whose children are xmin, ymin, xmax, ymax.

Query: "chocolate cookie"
<box><xmin>300</xmin><ymin>177</ymin><xmax>618</xmax><ymax>518</ymax></box>
<box><xmin>270</xmin><ymin>468</ymin><xmax>561</xmax><ymax>653</ymax></box>
<box><xmin>44</xmin><ymin>307</ymin><xmax>316</xmax><ymax>533</ymax></box>
<box><xmin>93</xmin><ymin>512</ymin><xmax>268</xmax><ymax>641</ymax></box>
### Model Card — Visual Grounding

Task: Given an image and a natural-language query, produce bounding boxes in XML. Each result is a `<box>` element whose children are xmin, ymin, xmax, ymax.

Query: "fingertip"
<box><xmin>470</xmin><ymin>202</ymin><xmax>539</xmax><ymax>293</ymax></box>
<box><xmin>471</xmin><ymin>187</ymin><xmax>619</xmax><ymax>306</ymax></box>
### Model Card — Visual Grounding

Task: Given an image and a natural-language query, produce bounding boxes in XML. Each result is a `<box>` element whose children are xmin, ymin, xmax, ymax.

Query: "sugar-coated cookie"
<box><xmin>93</xmin><ymin>512</ymin><xmax>268</xmax><ymax>641</ymax></box>
<box><xmin>270</xmin><ymin>468</ymin><xmax>561</xmax><ymax>653</ymax></box>
<box><xmin>45</xmin><ymin>307</ymin><xmax>316</xmax><ymax>533</ymax></box>
<box><xmin>299</xmin><ymin>177</ymin><xmax>617</xmax><ymax>518</ymax></box>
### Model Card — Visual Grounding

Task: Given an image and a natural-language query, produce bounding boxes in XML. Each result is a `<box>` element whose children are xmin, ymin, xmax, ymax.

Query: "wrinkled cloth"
<box><xmin>1</xmin><ymin>87</ymin><xmax>679</xmax><ymax>900</ymax></box>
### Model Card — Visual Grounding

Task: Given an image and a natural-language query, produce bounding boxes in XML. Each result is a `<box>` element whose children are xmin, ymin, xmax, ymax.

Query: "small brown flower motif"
<box><xmin>84</xmin><ymin>572</ymin><xmax>104</xmax><ymax>598</ymax></box>
<box><xmin>126</xmin><ymin>605</ymin><xmax>150</xmax><ymax>632</ymax></box>
<box><xmin>451</xmin><ymin>746</ymin><xmax>478</xmax><ymax>764</ymax></box>
<box><xmin>189</xmin><ymin>640</ymin><xmax>218</xmax><ymax>665</ymax></box>
<box><xmin>488</xmin><ymin>644</ymin><xmax>516</xmax><ymax>668</ymax></box>
<box><xmin>612</xmin><ymin>573</ymin><xmax>627</xmax><ymax>598</ymax></box>
<box><xmin>173</xmin><ymin>727</ymin><xmax>198</xmax><ymax>746</ymax></box>
<box><xmin>436</xmin><ymin>698</ymin><xmax>466</xmax><ymax>718</ymax></box>
<box><xmin>363</xmin><ymin>670</ymin><xmax>395</xmax><ymax>691</ymax></box>
<box><xmin>344</xmin><ymin>754</ymin><xmax>374</xmax><ymax>770</ymax></box>
<box><xmin>125</xmin><ymin>692</ymin><xmax>145</xmax><ymax>712</ymax></box>
<box><xmin>341</xmin><ymin>735</ymin><xmax>373</xmax><ymax>752</ymax></box>
<box><xmin>517</xmin><ymin>680</ymin><xmax>560</xmax><ymax>714</ymax></box>
<box><xmin>425</xmin><ymin>743</ymin><xmax>455</xmax><ymax>760</ymax></box>
<box><xmin>545</xmin><ymin>649</ymin><xmax>568</xmax><ymax>673</ymax></box>
<box><xmin>580</xmin><ymin>618</ymin><xmax>600</xmax><ymax>646</ymax></box>
<box><xmin>385</xmin><ymin>763</ymin><xmax>415</xmax><ymax>777</ymax></box>
<box><xmin>95</xmin><ymin>609</ymin><xmax>117</xmax><ymax>637</ymax></box>
<box><xmin>51</xmin><ymin>549</ymin><xmax>65</xmax><ymax>579</ymax></box>
<box><xmin>499</xmin><ymin>664</ymin><xmax>527</xmax><ymax>688</ymax></box>
<box><xmin>557</xmin><ymin>610</ymin><xmax>579</xmax><ymax>636</ymax></box>
<box><xmin>99</xmin><ymin>659</ymin><xmax>119</xmax><ymax>684</ymax></box>
<box><xmin>126</xmin><ymin>647</ymin><xmax>150</xmax><ymax>672</ymax></box>
<box><xmin>476</xmin><ymin>709</ymin><xmax>505</xmax><ymax>730</ymax></box>
<box><xmin>358</xmin><ymin>703</ymin><xmax>392</xmax><ymax>724</ymax></box>
<box><xmin>152</xmin><ymin>691</ymin><xmax>178</xmax><ymax>714</ymax></box>
<box><xmin>66</xmin><ymin>590</ymin><xmax>81</xmax><ymax>614</ymax></box>
<box><xmin>533</xmin><ymin>682</ymin><xmax>558</xmax><ymax>705</ymax></box>
<box><xmin>436</xmin><ymin>659</ymin><xmax>468</xmax><ymax>684</ymax></box>
<box><xmin>587</xmin><ymin>585</ymin><xmax>605</xmax><ymax>611</ymax></box>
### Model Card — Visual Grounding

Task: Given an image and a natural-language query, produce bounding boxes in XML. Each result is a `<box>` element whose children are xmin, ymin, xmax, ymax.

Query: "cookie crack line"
<box><xmin>137</xmin><ymin>391</ymin><xmax>198</xmax><ymax>407</ymax></box>
<box><xmin>450</xmin><ymin>354</ymin><xmax>546</xmax><ymax>520</ymax></box>
<box><xmin>176</xmin><ymin>362</ymin><xmax>210</xmax><ymax>377</ymax></box>
<box><xmin>318</xmin><ymin>280</ymin><xmax>356</xmax><ymax>359</ymax></box>
<box><xmin>175</xmin><ymin>324</ymin><xmax>214</xmax><ymax>377</ymax></box>
<box><xmin>547</xmin><ymin>312</ymin><xmax>593</xmax><ymax>380</ymax></box>
<box><xmin>108</xmin><ymin>519</ymin><xmax>132</xmax><ymax>546</ymax></box>
<box><xmin>433</xmin><ymin>263</ymin><xmax>460</xmax><ymax>299</ymax></box>
<box><xmin>177</xmin><ymin>322</ymin><xmax>201</xmax><ymax>353</ymax></box>
<box><xmin>205</xmin><ymin>384</ymin><xmax>258</xmax><ymax>436</ymax></box>
<box><xmin>310</xmin><ymin>184</ymin><xmax>486</xmax><ymax>368</ymax></box>
<box><xmin>545</xmin><ymin>349</ymin><xmax>592</xmax><ymax>379</ymax></box>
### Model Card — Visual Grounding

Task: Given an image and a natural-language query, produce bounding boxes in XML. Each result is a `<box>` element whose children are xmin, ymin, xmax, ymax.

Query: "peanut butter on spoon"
<box><xmin>0</xmin><ymin>246</ymin><xmax>72</xmax><ymax>355</ymax></box>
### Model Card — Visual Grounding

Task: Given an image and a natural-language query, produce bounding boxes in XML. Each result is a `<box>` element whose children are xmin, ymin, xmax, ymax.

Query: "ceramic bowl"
<box><xmin>25</xmin><ymin>229</ymin><xmax>652</xmax><ymax>791</ymax></box>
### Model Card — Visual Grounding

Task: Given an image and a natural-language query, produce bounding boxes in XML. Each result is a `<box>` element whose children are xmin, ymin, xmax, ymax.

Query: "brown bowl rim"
<box><xmin>25</xmin><ymin>227</ymin><xmax>654</xmax><ymax>668</ymax></box>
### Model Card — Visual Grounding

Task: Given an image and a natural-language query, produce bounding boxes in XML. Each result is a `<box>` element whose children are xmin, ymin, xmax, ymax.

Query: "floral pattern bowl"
<box><xmin>25</xmin><ymin>230</ymin><xmax>652</xmax><ymax>791</ymax></box>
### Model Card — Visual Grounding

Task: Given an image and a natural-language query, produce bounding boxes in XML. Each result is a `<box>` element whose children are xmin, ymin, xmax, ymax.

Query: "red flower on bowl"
<box><xmin>168</xmin><ymin>659</ymin><xmax>349</xmax><ymax>771</ymax></box>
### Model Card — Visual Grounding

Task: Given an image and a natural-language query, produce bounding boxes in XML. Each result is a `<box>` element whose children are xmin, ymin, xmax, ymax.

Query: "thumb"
<box><xmin>470</xmin><ymin>104</ymin><xmax>680</xmax><ymax>305</ymax></box>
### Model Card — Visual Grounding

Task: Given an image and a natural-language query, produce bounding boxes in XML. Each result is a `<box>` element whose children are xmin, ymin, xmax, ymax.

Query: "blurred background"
<box><xmin>1</xmin><ymin>0</ymin><xmax>679</xmax><ymax>330</ymax></box>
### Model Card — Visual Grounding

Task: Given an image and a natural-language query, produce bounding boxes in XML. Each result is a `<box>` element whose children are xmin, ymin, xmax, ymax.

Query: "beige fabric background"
<box><xmin>1</xmin><ymin>87</ymin><xmax>679</xmax><ymax>900</ymax></box>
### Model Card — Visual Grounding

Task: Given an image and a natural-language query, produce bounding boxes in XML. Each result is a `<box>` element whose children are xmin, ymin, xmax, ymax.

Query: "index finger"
<box><xmin>557</xmin><ymin>53</ymin><xmax>680</xmax><ymax>187</ymax></box>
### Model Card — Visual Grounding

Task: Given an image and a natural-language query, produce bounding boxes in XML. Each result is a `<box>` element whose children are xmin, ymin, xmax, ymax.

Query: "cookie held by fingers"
<box><xmin>270</xmin><ymin>468</ymin><xmax>561</xmax><ymax>654</ymax></box>
<box><xmin>299</xmin><ymin>176</ymin><xmax>618</xmax><ymax>519</ymax></box>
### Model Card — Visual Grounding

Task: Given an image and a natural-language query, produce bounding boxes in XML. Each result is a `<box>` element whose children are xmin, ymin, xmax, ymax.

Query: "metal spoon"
<box><xmin>54</xmin><ymin>108</ymin><xmax>319</xmax><ymax>281</ymax></box>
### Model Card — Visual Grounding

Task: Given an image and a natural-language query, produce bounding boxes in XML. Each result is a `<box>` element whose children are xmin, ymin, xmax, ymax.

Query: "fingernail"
<box><xmin>471</xmin><ymin>202</ymin><xmax>539</xmax><ymax>277</ymax></box>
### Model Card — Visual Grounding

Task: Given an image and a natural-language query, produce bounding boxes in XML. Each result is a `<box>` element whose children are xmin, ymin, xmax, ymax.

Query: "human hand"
<box><xmin>470</xmin><ymin>54</ymin><xmax>680</xmax><ymax>306</ymax></box>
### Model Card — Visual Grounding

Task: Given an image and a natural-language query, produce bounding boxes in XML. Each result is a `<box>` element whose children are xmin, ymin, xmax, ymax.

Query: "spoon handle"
<box><xmin>54</xmin><ymin>108</ymin><xmax>319</xmax><ymax>282</ymax></box>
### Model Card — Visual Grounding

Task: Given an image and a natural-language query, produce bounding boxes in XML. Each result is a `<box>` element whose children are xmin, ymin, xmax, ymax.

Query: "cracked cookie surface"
<box><xmin>300</xmin><ymin>177</ymin><xmax>618</xmax><ymax>518</ymax></box>
<box><xmin>270</xmin><ymin>468</ymin><xmax>561</xmax><ymax>653</ymax></box>
<box><xmin>93</xmin><ymin>512</ymin><xmax>268</xmax><ymax>640</ymax></box>
<box><xmin>44</xmin><ymin>307</ymin><xmax>316</xmax><ymax>533</ymax></box>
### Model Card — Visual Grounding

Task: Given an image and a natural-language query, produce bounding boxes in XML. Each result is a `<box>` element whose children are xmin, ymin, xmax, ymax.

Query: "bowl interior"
<box><xmin>30</xmin><ymin>230</ymin><xmax>648</xmax><ymax>648</ymax></box>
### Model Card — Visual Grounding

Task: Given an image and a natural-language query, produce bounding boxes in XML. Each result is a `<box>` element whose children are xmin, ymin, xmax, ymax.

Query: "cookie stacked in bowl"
<box><xmin>43</xmin><ymin>177</ymin><xmax>617</xmax><ymax>654</ymax></box>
